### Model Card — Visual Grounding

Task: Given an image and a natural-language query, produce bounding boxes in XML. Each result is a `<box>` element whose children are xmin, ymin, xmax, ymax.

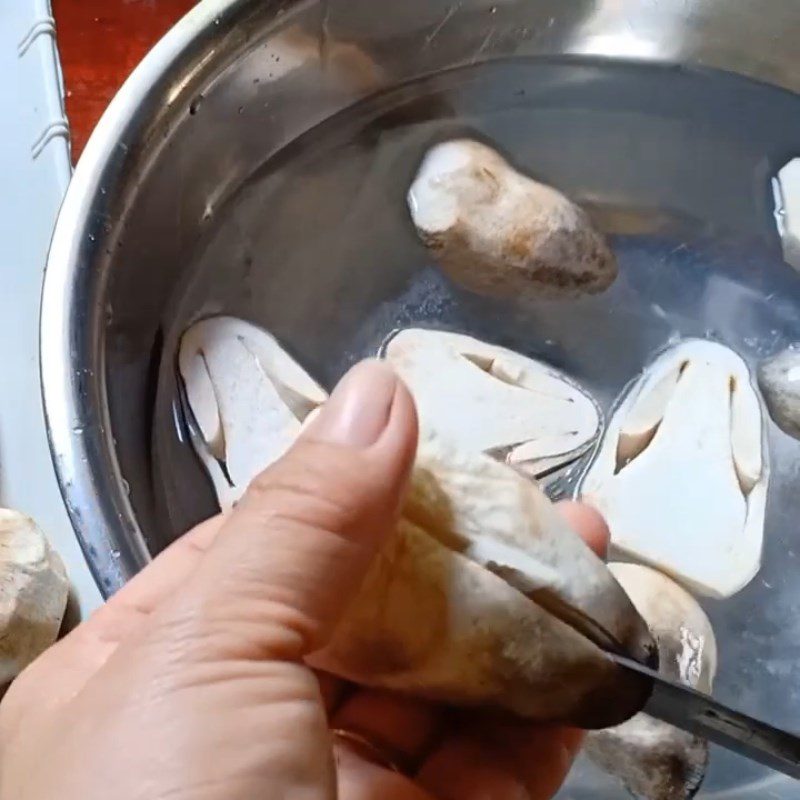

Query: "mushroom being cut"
<box><xmin>0</xmin><ymin>509</ymin><xmax>69</xmax><ymax>684</ymax></box>
<box><xmin>772</xmin><ymin>157</ymin><xmax>800</xmax><ymax>271</ymax></box>
<box><xmin>311</xmin><ymin>438</ymin><xmax>657</xmax><ymax>728</ymax></box>
<box><xmin>178</xmin><ymin>316</ymin><xmax>328</xmax><ymax>510</ymax></box>
<box><xmin>580</xmin><ymin>339</ymin><xmax>769</xmax><ymax>598</ymax></box>
<box><xmin>178</xmin><ymin>327</ymin><xmax>657</xmax><ymax>727</ymax></box>
<box><xmin>758</xmin><ymin>346</ymin><xmax>800</xmax><ymax>441</ymax></box>
<box><xmin>585</xmin><ymin>563</ymin><xmax>717</xmax><ymax>800</ymax></box>
<box><xmin>382</xmin><ymin>328</ymin><xmax>602</xmax><ymax>480</ymax></box>
<box><xmin>407</xmin><ymin>139</ymin><xmax>618</xmax><ymax>299</ymax></box>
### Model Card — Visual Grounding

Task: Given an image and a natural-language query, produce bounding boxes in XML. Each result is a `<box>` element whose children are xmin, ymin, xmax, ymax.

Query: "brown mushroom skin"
<box><xmin>420</xmin><ymin>210</ymin><xmax>617</xmax><ymax>300</ymax></box>
<box><xmin>586</xmin><ymin>718</ymin><xmax>708</xmax><ymax>800</ymax></box>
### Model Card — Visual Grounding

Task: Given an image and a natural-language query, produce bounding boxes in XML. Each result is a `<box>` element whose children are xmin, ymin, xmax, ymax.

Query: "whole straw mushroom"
<box><xmin>586</xmin><ymin>563</ymin><xmax>718</xmax><ymax>800</ymax></box>
<box><xmin>311</xmin><ymin>438</ymin><xmax>657</xmax><ymax>728</ymax></box>
<box><xmin>772</xmin><ymin>157</ymin><xmax>800</xmax><ymax>272</ymax></box>
<box><xmin>408</xmin><ymin>139</ymin><xmax>618</xmax><ymax>300</ymax></box>
<box><xmin>0</xmin><ymin>509</ymin><xmax>69</xmax><ymax>684</ymax></box>
<box><xmin>758</xmin><ymin>345</ymin><xmax>800</xmax><ymax>441</ymax></box>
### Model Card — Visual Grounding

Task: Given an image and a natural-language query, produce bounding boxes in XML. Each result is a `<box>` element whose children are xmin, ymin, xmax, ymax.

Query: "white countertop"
<box><xmin>0</xmin><ymin>0</ymin><xmax>102</xmax><ymax>617</ymax></box>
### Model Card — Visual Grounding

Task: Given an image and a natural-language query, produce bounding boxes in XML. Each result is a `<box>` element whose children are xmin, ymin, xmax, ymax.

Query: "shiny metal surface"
<box><xmin>42</xmin><ymin>0</ymin><xmax>800</xmax><ymax>795</ymax></box>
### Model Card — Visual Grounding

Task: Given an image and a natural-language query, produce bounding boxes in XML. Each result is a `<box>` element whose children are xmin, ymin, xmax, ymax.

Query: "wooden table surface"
<box><xmin>54</xmin><ymin>0</ymin><xmax>196</xmax><ymax>162</ymax></box>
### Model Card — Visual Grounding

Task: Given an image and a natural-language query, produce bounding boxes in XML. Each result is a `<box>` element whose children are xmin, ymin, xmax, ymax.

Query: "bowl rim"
<box><xmin>41</xmin><ymin>0</ymin><xmax>242</xmax><ymax>596</ymax></box>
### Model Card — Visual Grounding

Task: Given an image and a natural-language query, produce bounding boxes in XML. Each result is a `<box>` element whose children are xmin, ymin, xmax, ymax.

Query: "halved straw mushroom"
<box><xmin>758</xmin><ymin>345</ymin><xmax>800</xmax><ymax>440</ymax></box>
<box><xmin>580</xmin><ymin>339</ymin><xmax>769</xmax><ymax>599</ymax></box>
<box><xmin>586</xmin><ymin>563</ymin><xmax>717</xmax><ymax>800</ymax></box>
<box><xmin>772</xmin><ymin>157</ymin><xmax>800</xmax><ymax>271</ymax></box>
<box><xmin>178</xmin><ymin>317</ymin><xmax>656</xmax><ymax>727</ymax></box>
<box><xmin>408</xmin><ymin>139</ymin><xmax>617</xmax><ymax>299</ymax></box>
<box><xmin>178</xmin><ymin>316</ymin><xmax>327</xmax><ymax>510</ymax></box>
<box><xmin>0</xmin><ymin>509</ymin><xmax>69</xmax><ymax>684</ymax></box>
<box><xmin>382</xmin><ymin>328</ymin><xmax>602</xmax><ymax>480</ymax></box>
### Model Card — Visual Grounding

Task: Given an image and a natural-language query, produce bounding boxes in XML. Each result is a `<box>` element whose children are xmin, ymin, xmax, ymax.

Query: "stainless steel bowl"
<box><xmin>42</xmin><ymin>0</ymin><xmax>800</xmax><ymax>796</ymax></box>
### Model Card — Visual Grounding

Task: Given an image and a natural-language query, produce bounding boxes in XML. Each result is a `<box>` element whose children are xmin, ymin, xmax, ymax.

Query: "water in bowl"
<box><xmin>151</xmin><ymin>57</ymin><xmax>800</xmax><ymax>798</ymax></box>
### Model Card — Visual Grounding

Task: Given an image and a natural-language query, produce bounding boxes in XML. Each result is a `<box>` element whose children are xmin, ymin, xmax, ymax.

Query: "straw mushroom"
<box><xmin>178</xmin><ymin>316</ymin><xmax>327</xmax><ymax>510</ymax></box>
<box><xmin>586</xmin><ymin>563</ymin><xmax>717</xmax><ymax>800</ymax></box>
<box><xmin>757</xmin><ymin>346</ymin><xmax>800</xmax><ymax>440</ymax></box>
<box><xmin>772</xmin><ymin>157</ymin><xmax>800</xmax><ymax>271</ymax></box>
<box><xmin>0</xmin><ymin>509</ymin><xmax>69</xmax><ymax>684</ymax></box>
<box><xmin>178</xmin><ymin>324</ymin><xmax>656</xmax><ymax>727</ymax></box>
<box><xmin>408</xmin><ymin>139</ymin><xmax>617</xmax><ymax>299</ymax></box>
<box><xmin>311</xmin><ymin>438</ymin><xmax>656</xmax><ymax>728</ymax></box>
<box><xmin>382</xmin><ymin>328</ymin><xmax>602</xmax><ymax>479</ymax></box>
<box><xmin>580</xmin><ymin>339</ymin><xmax>769</xmax><ymax>598</ymax></box>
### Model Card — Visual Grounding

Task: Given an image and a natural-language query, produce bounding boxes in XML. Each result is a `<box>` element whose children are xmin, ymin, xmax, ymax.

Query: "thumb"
<box><xmin>160</xmin><ymin>359</ymin><xmax>418</xmax><ymax>663</ymax></box>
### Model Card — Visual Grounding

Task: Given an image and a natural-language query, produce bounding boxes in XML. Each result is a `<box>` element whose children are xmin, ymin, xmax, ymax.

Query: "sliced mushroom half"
<box><xmin>772</xmin><ymin>157</ymin><xmax>800</xmax><ymax>271</ymax></box>
<box><xmin>0</xmin><ymin>509</ymin><xmax>69</xmax><ymax>684</ymax></box>
<box><xmin>408</xmin><ymin>139</ymin><xmax>617</xmax><ymax>299</ymax></box>
<box><xmin>178</xmin><ymin>316</ymin><xmax>327</xmax><ymax>510</ymax></box>
<box><xmin>586</xmin><ymin>563</ymin><xmax>717</xmax><ymax>800</ymax></box>
<box><xmin>580</xmin><ymin>339</ymin><xmax>769</xmax><ymax>598</ymax></box>
<box><xmin>382</xmin><ymin>328</ymin><xmax>602</xmax><ymax>480</ymax></box>
<box><xmin>758</xmin><ymin>346</ymin><xmax>800</xmax><ymax>441</ymax></box>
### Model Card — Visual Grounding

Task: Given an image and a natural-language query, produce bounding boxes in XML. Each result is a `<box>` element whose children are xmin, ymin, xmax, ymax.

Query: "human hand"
<box><xmin>0</xmin><ymin>360</ymin><xmax>609</xmax><ymax>800</ymax></box>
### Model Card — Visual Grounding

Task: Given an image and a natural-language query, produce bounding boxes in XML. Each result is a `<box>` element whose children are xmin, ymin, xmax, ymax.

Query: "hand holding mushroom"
<box><xmin>0</xmin><ymin>362</ymin><xmax>621</xmax><ymax>800</ymax></box>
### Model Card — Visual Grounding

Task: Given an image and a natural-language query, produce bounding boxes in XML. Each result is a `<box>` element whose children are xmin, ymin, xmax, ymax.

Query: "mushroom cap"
<box><xmin>408</xmin><ymin>139</ymin><xmax>617</xmax><ymax>299</ymax></box>
<box><xmin>580</xmin><ymin>339</ymin><xmax>769</xmax><ymax>598</ymax></box>
<box><xmin>0</xmin><ymin>509</ymin><xmax>69</xmax><ymax>684</ymax></box>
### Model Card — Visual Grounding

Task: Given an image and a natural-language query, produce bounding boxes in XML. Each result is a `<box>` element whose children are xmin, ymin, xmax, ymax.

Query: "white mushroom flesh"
<box><xmin>585</xmin><ymin>563</ymin><xmax>717</xmax><ymax>800</ymax></box>
<box><xmin>383</xmin><ymin>329</ymin><xmax>602</xmax><ymax>479</ymax></box>
<box><xmin>178</xmin><ymin>316</ymin><xmax>328</xmax><ymax>509</ymax></box>
<box><xmin>0</xmin><ymin>509</ymin><xmax>69</xmax><ymax>684</ymax></box>
<box><xmin>580</xmin><ymin>339</ymin><xmax>769</xmax><ymax>598</ymax></box>
<box><xmin>772</xmin><ymin>157</ymin><xmax>800</xmax><ymax>271</ymax></box>
<box><xmin>757</xmin><ymin>345</ymin><xmax>800</xmax><ymax>440</ymax></box>
<box><xmin>408</xmin><ymin>139</ymin><xmax>617</xmax><ymax>299</ymax></box>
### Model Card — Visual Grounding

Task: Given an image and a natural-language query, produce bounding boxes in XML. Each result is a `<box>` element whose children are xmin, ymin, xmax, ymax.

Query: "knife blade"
<box><xmin>607</xmin><ymin>652</ymin><xmax>800</xmax><ymax>780</ymax></box>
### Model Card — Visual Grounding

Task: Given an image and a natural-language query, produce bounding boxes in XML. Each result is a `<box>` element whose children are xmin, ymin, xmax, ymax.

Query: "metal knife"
<box><xmin>607</xmin><ymin>652</ymin><xmax>800</xmax><ymax>780</ymax></box>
